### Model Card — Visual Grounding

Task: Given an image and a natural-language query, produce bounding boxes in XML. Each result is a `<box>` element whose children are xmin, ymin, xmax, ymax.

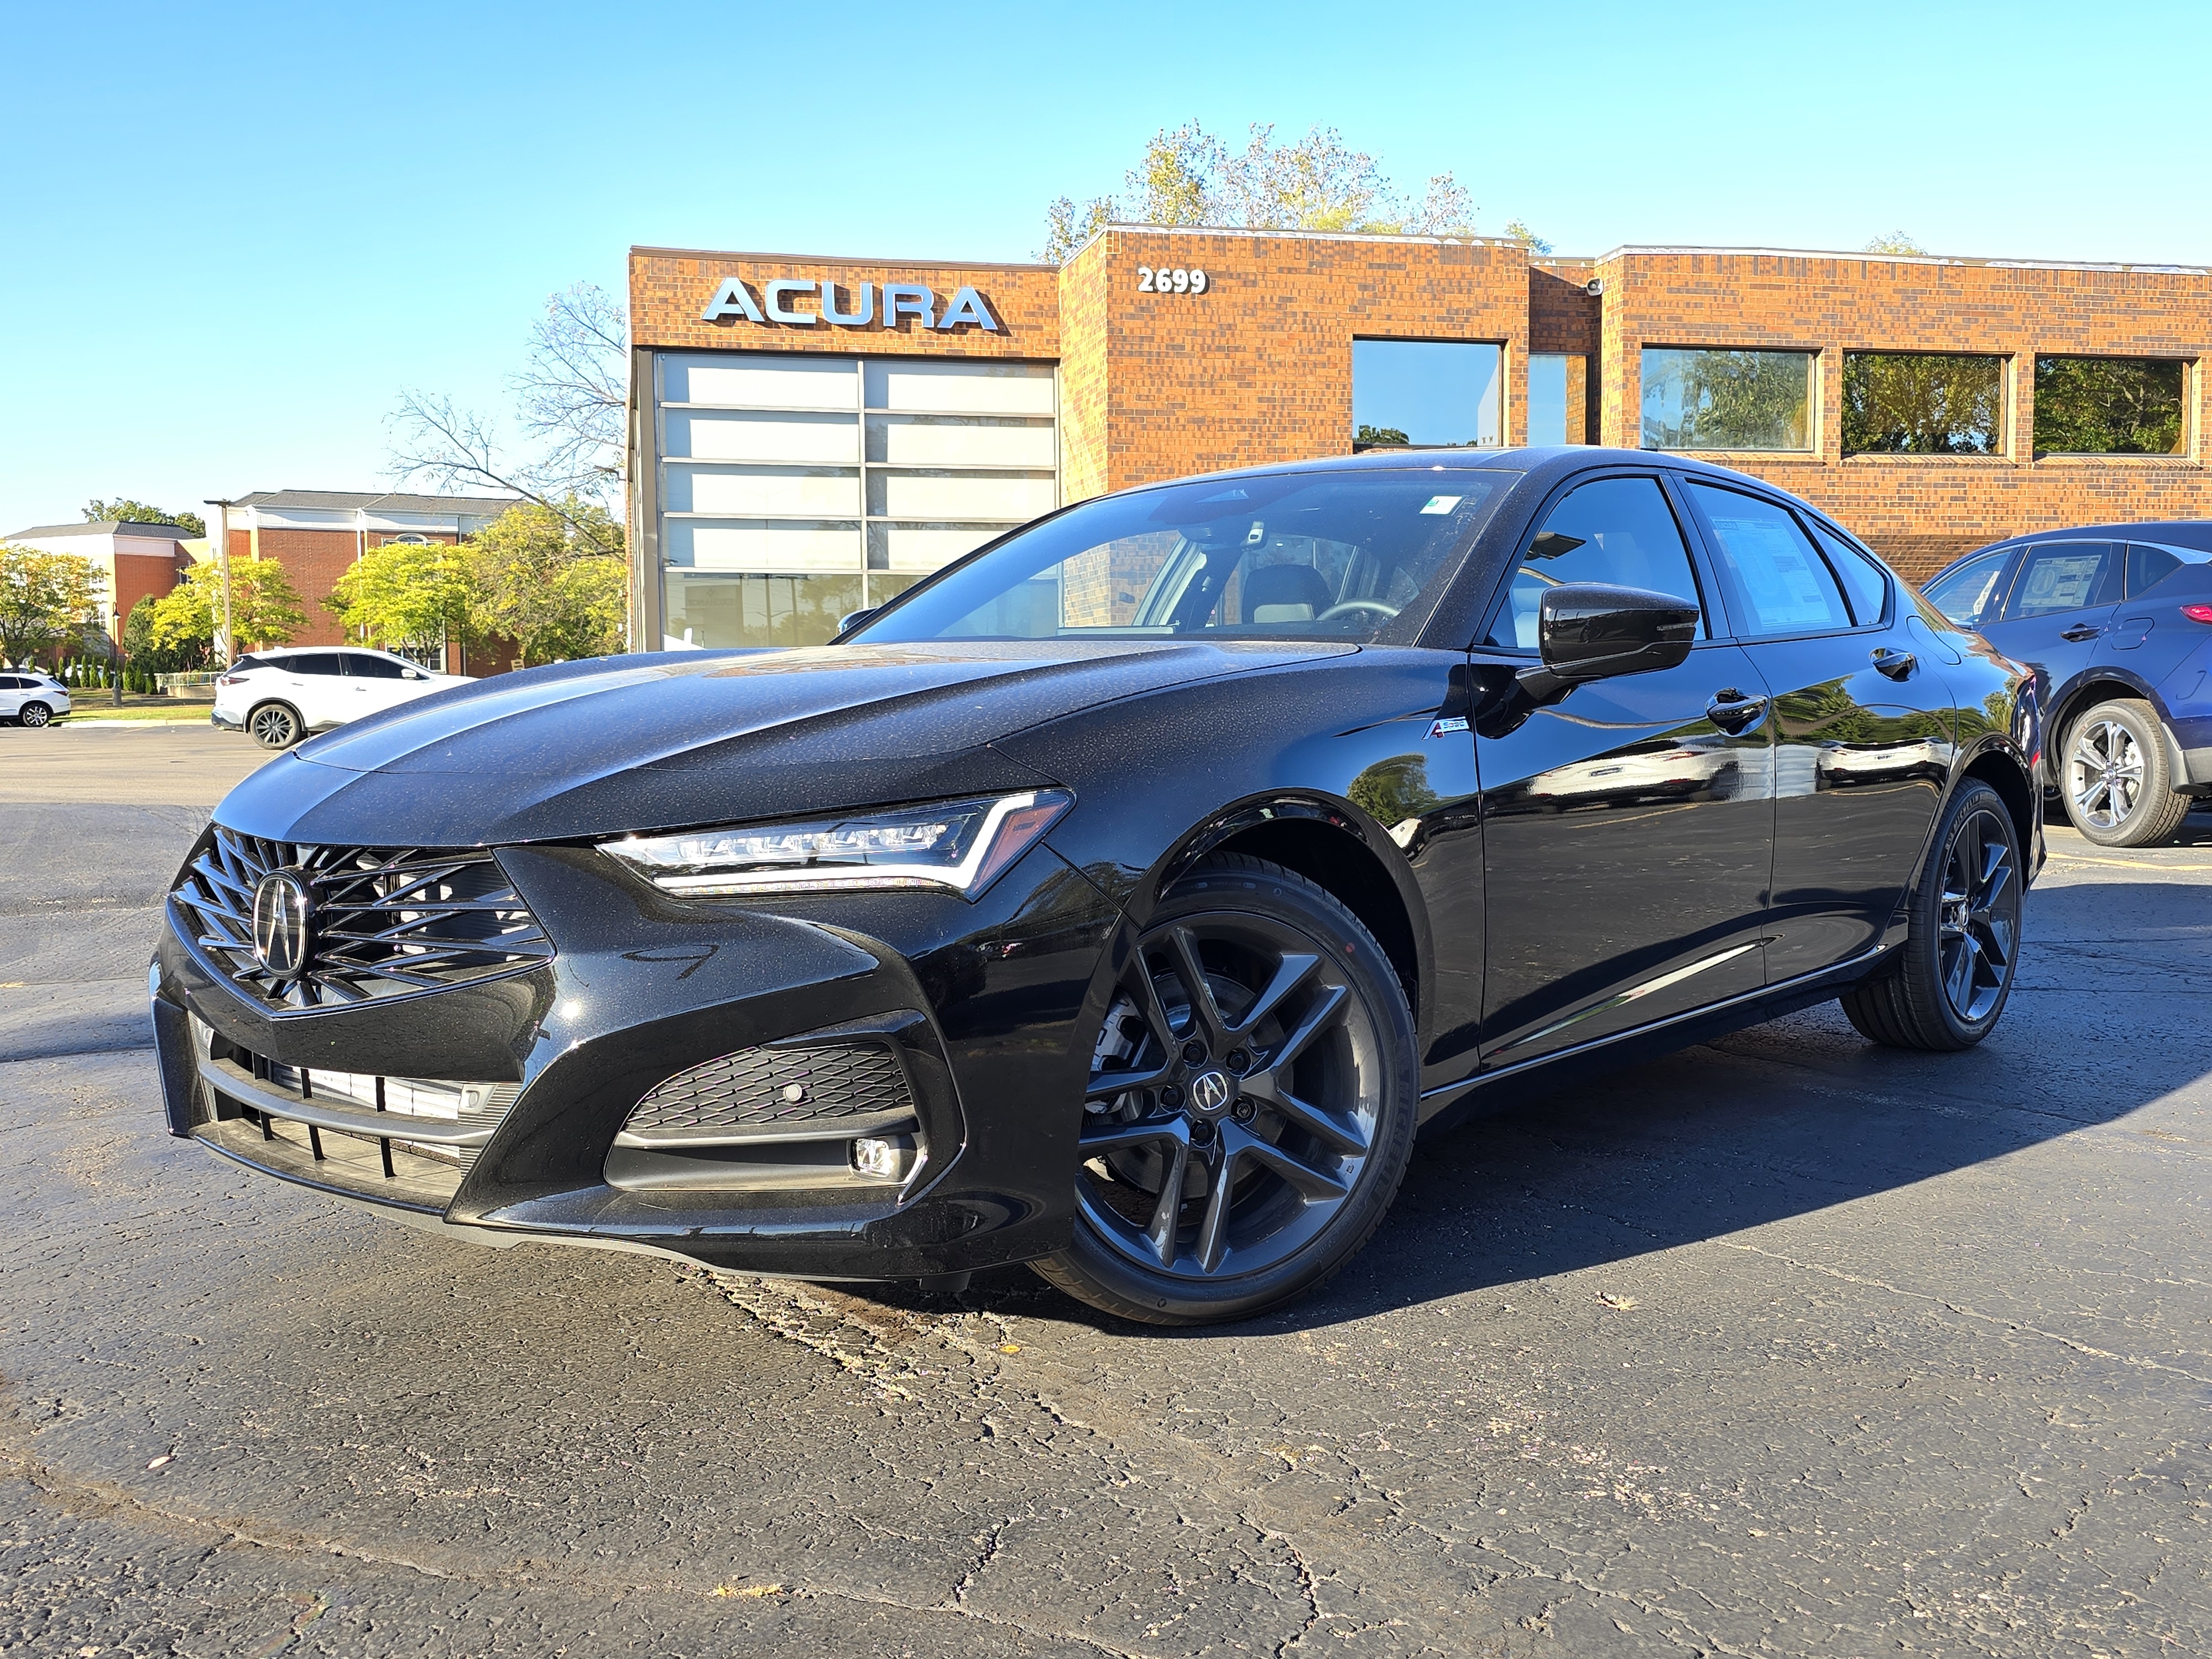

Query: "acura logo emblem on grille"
<box><xmin>251</xmin><ymin>871</ymin><xmax>315</xmax><ymax>979</ymax></box>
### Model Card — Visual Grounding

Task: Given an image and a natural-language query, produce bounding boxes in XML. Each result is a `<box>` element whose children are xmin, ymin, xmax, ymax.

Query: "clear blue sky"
<box><xmin>4</xmin><ymin>0</ymin><xmax>2205</xmax><ymax>536</ymax></box>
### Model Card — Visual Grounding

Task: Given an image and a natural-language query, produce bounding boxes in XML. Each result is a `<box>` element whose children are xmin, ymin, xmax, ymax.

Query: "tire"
<box><xmin>2058</xmin><ymin>698</ymin><xmax>2190</xmax><ymax>848</ymax></box>
<box><xmin>17</xmin><ymin>702</ymin><xmax>51</xmax><ymax>728</ymax></box>
<box><xmin>1030</xmin><ymin>853</ymin><xmax>1419</xmax><ymax>1325</ymax></box>
<box><xmin>248</xmin><ymin>702</ymin><xmax>302</xmax><ymax>749</ymax></box>
<box><xmin>1840</xmin><ymin>780</ymin><xmax>2023</xmax><ymax>1051</ymax></box>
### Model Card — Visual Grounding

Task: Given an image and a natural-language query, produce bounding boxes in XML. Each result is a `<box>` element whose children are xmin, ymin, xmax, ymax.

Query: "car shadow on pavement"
<box><xmin>948</xmin><ymin>870</ymin><xmax>2211</xmax><ymax>1334</ymax></box>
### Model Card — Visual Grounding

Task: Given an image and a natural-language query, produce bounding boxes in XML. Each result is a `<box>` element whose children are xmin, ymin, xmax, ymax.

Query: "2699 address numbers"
<box><xmin>1136</xmin><ymin>266</ymin><xmax>1208</xmax><ymax>295</ymax></box>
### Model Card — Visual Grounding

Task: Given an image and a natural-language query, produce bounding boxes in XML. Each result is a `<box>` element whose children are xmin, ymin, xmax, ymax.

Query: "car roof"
<box><xmin>1938</xmin><ymin>521</ymin><xmax>2212</xmax><ymax>576</ymax></box>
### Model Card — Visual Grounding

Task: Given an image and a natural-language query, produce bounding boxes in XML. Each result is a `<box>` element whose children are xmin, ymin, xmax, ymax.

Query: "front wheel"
<box><xmin>2060</xmin><ymin>698</ymin><xmax>2190</xmax><ymax>848</ymax></box>
<box><xmin>1840</xmin><ymin>780</ymin><xmax>2023</xmax><ymax>1051</ymax></box>
<box><xmin>1030</xmin><ymin>854</ymin><xmax>1418</xmax><ymax>1325</ymax></box>
<box><xmin>248</xmin><ymin>702</ymin><xmax>302</xmax><ymax>749</ymax></box>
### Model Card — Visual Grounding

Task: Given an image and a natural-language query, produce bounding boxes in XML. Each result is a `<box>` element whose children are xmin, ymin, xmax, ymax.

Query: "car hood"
<box><xmin>213</xmin><ymin>639</ymin><xmax>1354</xmax><ymax>847</ymax></box>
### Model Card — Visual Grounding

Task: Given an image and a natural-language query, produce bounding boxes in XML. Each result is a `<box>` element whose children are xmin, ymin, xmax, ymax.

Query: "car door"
<box><xmin>1678</xmin><ymin>480</ymin><xmax>1955</xmax><ymax>982</ymax></box>
<box><xmin>1473</xmin><ymin>471</ymin><xmax>1775</xmax><ymax>1066</ymax></box>
<box><xmin>340</xmin><ymin>651</ymin><xmax>416</xmax><ymax>715</ymax></box>
<box><xmin>0</xmin><ymin>676</ymin><xmax>24</xmax><ymax>717</ymax></box>
<box><xmin>1978</xmin><ymin>540</ymin><xmax>2121</xmax><ymax>721</ymax></box>
<box><xmin>273</xmin><ymin>650</ymin><xmax>347</xmax><ymax>727</ymax></box>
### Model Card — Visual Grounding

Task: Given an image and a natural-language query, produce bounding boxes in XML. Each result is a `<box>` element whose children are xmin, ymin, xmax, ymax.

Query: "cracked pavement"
<box><xmin>3</xmin><ymin>729</ymin><xmax>2209</xmax><ymax>1656</ymax></box>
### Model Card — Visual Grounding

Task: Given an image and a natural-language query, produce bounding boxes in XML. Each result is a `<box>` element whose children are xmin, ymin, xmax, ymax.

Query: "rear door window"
<box><xmin>1807</xmin><ymin>520</ymin><xmax>1891</xmax><ymax>625</ymax></box>
<box><xmin>1683</xmin><ymin>481</ymin><xmax>1852</xmax><ymax>636</ymax></box>
<box><xmin>1485</xmin><ymin>475</ymin><xmax>1707</xmax><ymax>649</ymax></box>
<box><xmin>2004</xmin><ymin>542</ymin><xmax>2119</xmax><ymax>619</ymax></box>
<box><xmin>2125</xmin><ymin>543</ymin><xmax>2184</xmax><ymax>598</ymax></box>
<box><xmin>283</xmin><ymin>653</ymin><xmax>345</xmax><ymax>675</ymax></box>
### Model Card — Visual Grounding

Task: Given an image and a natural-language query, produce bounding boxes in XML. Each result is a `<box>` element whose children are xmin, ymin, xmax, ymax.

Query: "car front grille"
<box><xmin>171</xmin><ymin>826</ymin><xmax>554</xmax><ymax>1013</ymax></box>
<box><xmin>619</xmin><ymin>1041</ymin><xmax>916</xmax><ymax>1146</ymax></box>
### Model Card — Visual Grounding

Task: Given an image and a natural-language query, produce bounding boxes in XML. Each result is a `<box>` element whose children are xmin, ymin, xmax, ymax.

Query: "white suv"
<box><xmin>0</xmin><ymin>671</ymin><xmax>71</xmax><ymax>727</ymax></box>
<box><xmin>212</xmin><ymin>648</ymin><xmax>470</xmax><ymax>748</ymax></box>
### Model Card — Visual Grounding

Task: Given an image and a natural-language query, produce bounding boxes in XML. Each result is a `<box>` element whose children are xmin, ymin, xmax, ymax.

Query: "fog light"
<box><xmin>852</xmin><ymin>1134</ymin><xmax>919</xmax><ymax>1180</ymax></box>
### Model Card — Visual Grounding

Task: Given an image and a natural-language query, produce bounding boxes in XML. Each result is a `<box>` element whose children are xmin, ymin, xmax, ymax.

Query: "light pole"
<box><xmin>109</xmin><ymin>601</ymin><xmax>123</xmax><ymax>706</ymax></box>
<box><xmin>203</xmin><ymin>498</ymin><xmax>235</xmax><ymax>666</ymax></box>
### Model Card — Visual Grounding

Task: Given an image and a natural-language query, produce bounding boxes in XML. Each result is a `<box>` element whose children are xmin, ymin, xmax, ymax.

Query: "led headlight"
<box><xmin>602</xmin><ymin>790</ymin><xmax>1072</xmax><ymax>899</ymax></box>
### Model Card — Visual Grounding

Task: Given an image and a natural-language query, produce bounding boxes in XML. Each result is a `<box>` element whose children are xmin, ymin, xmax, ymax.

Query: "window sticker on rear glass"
<box><xmin>1420</xmin><ymin>495</ymin><xmax>1462</xmax><ymax>515</ymax></box>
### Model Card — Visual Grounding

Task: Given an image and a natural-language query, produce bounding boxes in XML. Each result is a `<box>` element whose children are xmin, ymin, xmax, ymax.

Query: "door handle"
<box><xmin>2058</xmin><ymin>623</ymin><xmax>2102</xmax><ymax>642</ymax></box>
<box><xmin>1706</xmin><ymin>689</ymin><xmax>1768</xmax><ymax>734</ymax></box>
<box><xmin>1871</xmin><ymin>646</ymin><xmax>1917</xmax><ymax>681</ymax></box>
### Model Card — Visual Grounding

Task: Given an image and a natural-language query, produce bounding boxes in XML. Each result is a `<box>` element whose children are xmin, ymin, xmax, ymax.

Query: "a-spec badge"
<box><xmin>251</xmin><ymin>870</ymin><xmax>315</xmax><ymax>979</ymax></box>
<box><xmin>1427</xmin><ymin>716</ymin><xmax>1470</xmax><ymax>739</ymax></box>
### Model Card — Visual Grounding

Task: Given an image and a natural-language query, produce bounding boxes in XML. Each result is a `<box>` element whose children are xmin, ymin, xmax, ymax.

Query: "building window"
<box><xmin>1352</xmin><ymin>340</ymin><xmax>1503</xmax><ymax>450</ymax></box>
<box><xmin>1841</xmin><ymin>352</ymin><xmax>2005</xmax><ymax>455</ymax></box>
<box><xmin>1527</xmin><ymin>354</ymin><xmax>1590</xmax><ymax>445</ymax></box>
<box><xmin>2032</xmin><ymin>357</ymin><xmax>2188</xmax><ymax>456</ymax></box>
<box><xmin>654</xmin><ymin>352</ymin><xmax>1057</xmax><ymax>648</ymax></box>
<box><xmin>1640</xmin><ymin>347</ymin><xmax>1813</xmax><ymax>452</ymax></box>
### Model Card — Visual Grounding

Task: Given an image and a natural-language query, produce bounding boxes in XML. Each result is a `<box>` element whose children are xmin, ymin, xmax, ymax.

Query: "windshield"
<box><xmin>848</xmin><ymin>468</ymin><xmax>1510</xmax><ymax>644</ymax></box>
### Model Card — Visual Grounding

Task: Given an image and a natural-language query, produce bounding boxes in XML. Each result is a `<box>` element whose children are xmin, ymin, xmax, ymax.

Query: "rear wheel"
<box><xmin>248</xmin><ymin>702</ymin><xmax>302</xmax><ymax>748</ymax></box>
<box><xmin>1840</xmin><ymin>780</ymin><xmax>2022</xmax><ymax>1051</ymax></box>
<box><xmin>17</xmin><ymin>701</ymin><xmax>51</xmax><ymax>728</ymax></box>
<box><xmin>1031</xmin><ymin>854</ymin><xmax>1417</xmax><ymax>1325</ymax></box>
<box><xmin>2060</xmin><ymin>698</ymin><xmax>2189</xmax><ymax>848</ymax></box>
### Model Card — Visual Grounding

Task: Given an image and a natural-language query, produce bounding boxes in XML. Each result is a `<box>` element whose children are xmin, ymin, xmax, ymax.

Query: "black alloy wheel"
<box><xmin>1840</xmin><ymin>780</ymin><xmax>2023</xmax><ymax>1051</ymax></box>
<box><xmin>2060</xmin><ymin>697</ymin><xmax>2191</xmax><ymax>848</ymax></box>
<box><xmin>1032</xmin><ymin>854</ymin><xmax>1417</xmax><ymax>1324</ymax></box>
<box><xmin>249</xmin><ymin>702</ymin><xmax>302</xmax><ymax>749</ymax></box>
<box><xmin>17</xmin><ymin>701</ymin><xmax>52</xmax><ymax>728</ymax></box>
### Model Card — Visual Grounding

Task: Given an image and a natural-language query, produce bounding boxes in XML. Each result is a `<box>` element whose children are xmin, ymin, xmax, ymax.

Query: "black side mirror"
<box><xmin>837</xmin><ymin>607</ymin><xmax>878</xmax><ymax>637</ymax></box>
<box><xmin>1517</xmin><ymin>582</ymin><xmax>1698</xmax><ymax>703</ymax></box>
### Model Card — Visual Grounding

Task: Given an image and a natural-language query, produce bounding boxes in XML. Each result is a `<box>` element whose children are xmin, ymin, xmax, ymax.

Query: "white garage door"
<box><xmin>655</xmin><ymin>350</ymin><xmax>1058</xmax><ymax>649</ymax></box>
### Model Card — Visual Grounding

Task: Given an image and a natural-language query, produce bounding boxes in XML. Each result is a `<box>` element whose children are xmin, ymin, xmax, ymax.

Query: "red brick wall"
<box><xmin>1596</xmin><ymin>249</ymin><xmax>2212</xmax><ymax>577</ymax></box>
<box><xmin>252</xmin><ymin>528</ymin><xmax>357</xmax><ymax>647</ymax></box>
<box><xmin>1071</xmin><ymin>230</ymin><xmax>1532</xmax><ymax>491</ymax></box>
<box><xmin>110</xmin><ymin>550</ymin><xmax>184</xmax><ymax>637</ymax></box>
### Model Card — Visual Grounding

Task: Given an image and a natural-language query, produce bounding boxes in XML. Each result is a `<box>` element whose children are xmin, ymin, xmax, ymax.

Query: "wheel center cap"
<box><xmin>1187</xmin><ymin>1068</ymin><xmax>1235</xmax><ymax>1119</ymax></box>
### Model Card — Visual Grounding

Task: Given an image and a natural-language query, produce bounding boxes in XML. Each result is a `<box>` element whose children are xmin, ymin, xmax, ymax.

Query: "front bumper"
<box><xmin>154</xmin><ymin>836</ymin><xmax>1122</xmax><ymax>1280</ymax></box>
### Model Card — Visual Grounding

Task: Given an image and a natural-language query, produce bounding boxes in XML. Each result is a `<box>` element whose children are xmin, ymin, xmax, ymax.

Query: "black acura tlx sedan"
<box><xmin>153</xmin><ymin>448</ymin><xmax>2042</xmax><ymax>1324</ymax></box>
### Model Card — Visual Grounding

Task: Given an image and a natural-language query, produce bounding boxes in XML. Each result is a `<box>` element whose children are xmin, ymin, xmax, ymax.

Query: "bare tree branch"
<box><xmin>386</xmin><ymin>389</ymin><xmax>621</xmax><ymax>555</ymax></box>
<box><xmin>511</xmin><ymin>283</ymin><xmax>628</xmax><ymax>495</ymax></box>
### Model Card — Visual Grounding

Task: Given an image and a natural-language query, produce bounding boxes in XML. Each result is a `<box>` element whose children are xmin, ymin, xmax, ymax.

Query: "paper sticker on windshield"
<box><xmin>1420</xmin><ymin>495</ymin><xmax>1462</xmax><ymax>515</ymax></box>
<box><xmin>1245</xmin><ymin>519</ymin><xmax>1266</xmax><ymax>545</ymax></box>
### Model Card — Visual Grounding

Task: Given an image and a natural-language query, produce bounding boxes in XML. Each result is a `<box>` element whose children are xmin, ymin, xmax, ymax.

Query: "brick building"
<box><xmin>212</xmin><ymin>489</ymin><xmax>517</xmax><ymax>668</ymax></box>
<box><xmin>625</xmin><ymin>230</ymin><xmax>2211</xmax><ymax>650</ymax></box>
<box><xmin>0</xmin><ymin>519</ymin><xmax>195</xmax><ymax>646</ymax></box>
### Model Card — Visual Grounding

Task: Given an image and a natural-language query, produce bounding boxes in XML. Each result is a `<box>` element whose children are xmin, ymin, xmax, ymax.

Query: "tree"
<box><xmin>1038</xmin><ymin>121</ymin><xmax>1478</xmax><ymax>260</ymax></box>
<box><xmin>325</xmin><ymin>538</ymin><xmax>480</xmax><ymax>658</ymax></box>
<box><xmin>0</xmin><ymin>545</ymin><xmax>106</xmax><ymax>665</ymax></box>
<box><xmin>1501</xmin><ymin>220</ymin><xmax>1554</xmax><ymax>255</ymax></box>
<box><xmin>82</xmin><ymin>499</ymin><xmax>206</xmax><ymax>537</ymax></box>
<box><xmin>1863</xmin><ymin>232</ymin><xmax>1928</xmax><ymax>255</ymax></box>
<box><xmin>148</xmin><ymin>559</ymin><xmax>306</xmax><ymax>653</ymax></box>
<box><xmin>465</xmin><ymin>499</ymin><xmax>628</xmax><ymax>666</ymax></box>
<box><xmin>123</xmin><ymin>595</ymin><xmax>210</xmax><ymax>673</ymax></box>
<box><xmin>389</xmin><ymin>282</ymin><xmax>625</xmax><ymax>556</ymax></box>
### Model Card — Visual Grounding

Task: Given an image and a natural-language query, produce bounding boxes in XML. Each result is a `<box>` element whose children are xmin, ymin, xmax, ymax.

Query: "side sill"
<box><xmin>1416</xmin><ymin>940</ymin><xmax>1899</xmax><ymax>1130</ymax></box>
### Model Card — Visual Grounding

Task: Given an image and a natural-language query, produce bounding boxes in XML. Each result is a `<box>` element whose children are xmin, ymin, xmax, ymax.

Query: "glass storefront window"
<box><xmin>1527</xmin><ymin>353</ymin><xmax>1569</xmax><ymax>446</ymax></box>
<box><xmin>654</xmin><ymin>352</ymin><xmax>1058</xmax><ymax>648</ymax></box>
<box><xmin>1640</xmin><ymin>347</ymin><xmax>1813</xmax><ymax>452</ymax></box>
<box><xmin>1842</xmin><ymin>352</ymin><xmax>2005</xmax><ymax>454</ymax></box>
<box><xmin>2032</xmin><ymin>357</ymin><xmax>2188</xmax><ymax>455</ymax></box>
<box><xmin>1352</xmin><ymin>340</ymin><xmax>1503</xmax><ymax>450</ymax></box>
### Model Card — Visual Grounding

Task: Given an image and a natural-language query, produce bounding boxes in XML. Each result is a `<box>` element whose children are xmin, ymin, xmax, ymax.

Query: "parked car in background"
<box><xmin>1921</xmin><ymin>524</ymin><xmax>2212</xmax><ymax>846</ymax></box>
<box><xmin>0</xmin><ymin>671</ymin><xmax>71</xmax><ymax>727</ymax></box>
<box><xmin>212</xmin><ymin>648</ymin><xmax>470</xmax><ymax>748</ymax></box>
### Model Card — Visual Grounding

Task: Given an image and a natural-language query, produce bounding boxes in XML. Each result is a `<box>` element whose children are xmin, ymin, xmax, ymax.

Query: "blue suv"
<box><xmin>1922</xmin><ymin>524</ymin><xmax>2212</xmax><ymax>846</ymax></box>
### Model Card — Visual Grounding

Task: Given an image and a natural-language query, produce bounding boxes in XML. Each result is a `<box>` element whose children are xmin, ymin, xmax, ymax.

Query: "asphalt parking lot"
<box><xmin>3</xmin><ymin>725</ymin><xmax>2209</xmax><ymax>1658</ymax></box>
